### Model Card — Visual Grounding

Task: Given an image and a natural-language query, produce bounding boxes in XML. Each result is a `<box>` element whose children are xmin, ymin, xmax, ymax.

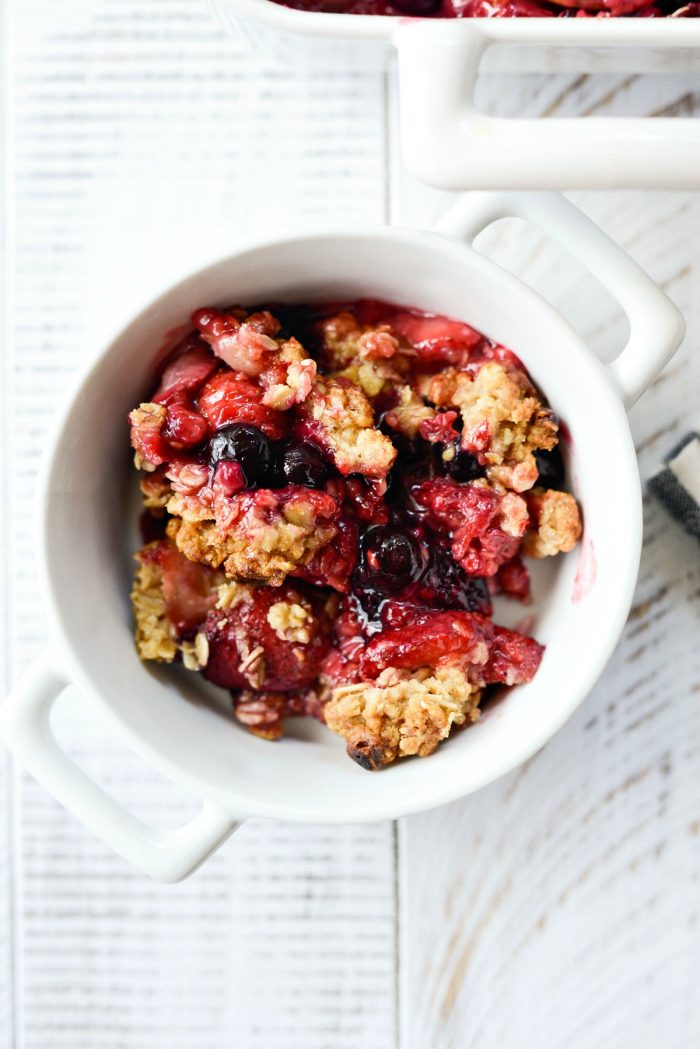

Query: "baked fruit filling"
<box><xmin>130</xmin><ymin>298</ymin><xmax>582</xmax><ymax>770</ymax></box>
<box><xmin>270</xmin><ymin>0</ymin><xmax>699</xmax><ymax>16</ymax></box>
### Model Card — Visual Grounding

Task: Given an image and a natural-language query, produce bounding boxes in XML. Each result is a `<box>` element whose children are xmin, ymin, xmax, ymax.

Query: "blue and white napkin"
<box><xmin>648</xmin><ymin>432</ymin><xmax>700</xmax><ymax>541</ymax></box>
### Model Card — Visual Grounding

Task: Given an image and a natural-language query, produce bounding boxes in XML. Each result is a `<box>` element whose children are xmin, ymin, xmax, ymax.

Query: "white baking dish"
<box><xmin>0</xmin><ymin>192</ymin><xmax>684</xmax><ymax>881</ymax></box>
<box><xmin>210</xmin><ymin>0</ymin><xmax>700</xmax><ymax>189</ymax></box>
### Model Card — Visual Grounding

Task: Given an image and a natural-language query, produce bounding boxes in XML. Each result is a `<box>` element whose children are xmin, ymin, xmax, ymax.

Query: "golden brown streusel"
<box><xmin>267</xmin><ymin>600</ymin><xmax>313</xmax><ymax>644</ymax></box>
<box><xmin>332</xmin><ymin>358</ymin><xmax>404</xmax><ymax>400</ymax></box>
<box><xmin>140</xmin><ymin>471</ymin><xmax>171</xmax><ymax>510</ymax></box>
<box><xmin>320</xmin><ymin>311</ymin><xmax>400</xmax><ymax>369</ymax></box>
<box><xmin>323</xmin><ymin>665</ymin><xmax>481</xmax><ymax>769</ymax></box>
<box><xmin>131</xmin><ymin>553</ymin><xmax>178</xmax><ymax>662</ymax></box>
<box><xmin>215</xmin><ymin>580</ymin><xmax>249</xmax><ymax>609</ymax></box>
<box><xmin>383</xmin><ymin>384</ymin><xmax>436</xmax><ymax>439</ymax></box>
<box><xmin>167</xmin><ymin>491</ymin><xmax>338</xmax><ymax>586</ymax></box>
<box><xmin>166</xmin><ymin>490</ymin><xmax>214</xmax><ymax>523</ymax></box>
<box><xmin>180</xmin><ymin>632</ymin><xmax>210</xmax><ymax>671</ymax></box>
<box><xmin>522</xmin><ymin>487</ymin><xmax>583</xmax><ymax>558</ymax></box>
<box><xmin>261</xmin><ymin>337</ymin><xmax>317</xmax><ymax>410</ymax></box>
<box><xmin>420</xmin><ymin>362</ymin><xmax>557</xmax><ymax>492</ymax></box>
<box><xmin>304</xmin><ymin>377</ymin><xmax>397</xmax><ymax>478</ymax></box>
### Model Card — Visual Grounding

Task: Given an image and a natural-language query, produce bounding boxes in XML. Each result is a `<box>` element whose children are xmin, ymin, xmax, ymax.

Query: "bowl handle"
<box><xmin>394</xmin><ymin>20</ymin><xmax>700</xmax><ymax>191</ymax></box>
<box><xmin>0</xmin><ymin>651</ymin><xmax>241</xmax><ymax>882</ymax></box>
<box><xmin>434</xmin><ymin>190</ymin><xmax>685</xmax><ymax>407</ymax></box>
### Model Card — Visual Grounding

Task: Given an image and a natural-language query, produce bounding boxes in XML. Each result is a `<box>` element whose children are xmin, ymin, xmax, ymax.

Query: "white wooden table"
<box><xmin>3</xmin><ymin>3</ymin><xmax>700</xmax><ymax>1046</ymax></box>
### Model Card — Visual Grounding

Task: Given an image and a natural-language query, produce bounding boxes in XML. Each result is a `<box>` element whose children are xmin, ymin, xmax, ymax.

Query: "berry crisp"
<box><xmin>130</xmin><ymin>298</ymin><xmax>582</xmax><ymax>770</ymax></box>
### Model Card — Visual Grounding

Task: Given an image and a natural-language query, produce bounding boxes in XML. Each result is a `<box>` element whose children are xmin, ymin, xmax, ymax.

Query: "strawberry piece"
<box><xmin>193</xmin><ymin>307</ymin><xmax>280</xmax><ymax>376</ymax></box>
<box><xmin>153</xmin><ymin>341</ymin><xmax>219</xmax><ymax>405</ymax></box>
<box><xmin>197</xmin><ymin>370</ymin><xmax>286</xmax><ymax>439</ymax></box>
<box><xmin>359</xmin><ymin>609</ymin><xmax>492</xmax><ymax>678</ymax></box>
<box><xmin>201</xmin><ymin>583</ymin><xmax>331</xmax><ymax>692</ymax></box>
<box><xmin>163</xmin><ymin>403</ymin><xmax>209</xmax><ymax>449</ymax></box>
<box><xmin>320</xmin><ymin>601</ymin><xmax>366</xmax><ymax>687</ymax></box>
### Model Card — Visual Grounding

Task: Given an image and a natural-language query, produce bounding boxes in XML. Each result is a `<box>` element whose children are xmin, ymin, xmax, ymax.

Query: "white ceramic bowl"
<box><xmin>210</xmin><ymin>0</ymin><xmax>700</xmax><ymax>190</ymax></box>
<box><xmin>0</xmin><ymin>192</ymin><xmax>684</xmax><ymax>881</ymax></box>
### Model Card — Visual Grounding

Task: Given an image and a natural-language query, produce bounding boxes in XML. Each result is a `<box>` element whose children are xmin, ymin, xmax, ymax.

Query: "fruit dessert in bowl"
<box><xmin>130</xmin><ymin>298</ymin><xmax>582</xmax><ymax>770</ymax></box>
<box><xmin>0</xmin><ymin>193</ymin><xmax>683</xmax><ymax>880</ymax></box>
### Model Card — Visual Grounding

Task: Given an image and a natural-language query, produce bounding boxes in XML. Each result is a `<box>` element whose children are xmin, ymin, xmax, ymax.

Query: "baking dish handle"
<box><xmin>394</xmin><ymin>20</ymin><xmax>700</xmax><ymax>191</ymax></box>
<box><xmin>434</xmin><ymin>190</ymin><xmax>684</xmax><ymax>406</ymax></box>
<box><xmin>0</xmin><ymin>651</ymin><xmax>241</xmax><ymax>882</ymax></box>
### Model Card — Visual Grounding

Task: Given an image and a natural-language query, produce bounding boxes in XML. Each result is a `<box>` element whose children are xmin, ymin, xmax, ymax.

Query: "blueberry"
<box><xmin>444</xmin><ymin>443</ymin><xmax>483</xmax><ymax>483</ymax></box>
<box><xmin>360</xmin><ymin>525</ymin><xmax>423</xmax><ymax>592</ymax></box>
<box><xmin>280</xmin><ymin>442</ymin><xmax>329</xmax><ymax>488</ymax></box>
<box><xmin>418</xmin><ymin>546</ymin><xmax>492</xmax><ymax>615</ymax></box>
<box><xmin>208</xmin><ymin>424</ymin><xmax>273</xmax><ymax>488</ymax></box>
<box><xmin>534</xmin><ymin>446</ymin><xmax>565</xmax><ymax>489</ymax></box>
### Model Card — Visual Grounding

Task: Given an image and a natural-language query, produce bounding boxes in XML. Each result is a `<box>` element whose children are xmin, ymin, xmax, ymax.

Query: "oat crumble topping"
<box><xmin>324</xmin><ymin>665</ymin><xmax>481</xmax><ymax>769</ymax></box>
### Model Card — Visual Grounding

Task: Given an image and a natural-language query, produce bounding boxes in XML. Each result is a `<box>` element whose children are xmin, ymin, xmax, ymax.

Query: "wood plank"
<box><xmin>1</xmin><ymin>2</ymin><xmax>17</xmax><ymax>1035</ymax></box>
<box><xmin>7</xmin><ymin>2</ymin><xmax>397</xmax><ymax>1047</ymax></box>
<box><xmin>391</xmin><ymin>70</ymin><xmax>700</xmax><ymax>1049</ymax></box>
<box><xmin>0</xmin><ymin>326</ymin><xmax>17</xmax><ymax>1047</ymax></box>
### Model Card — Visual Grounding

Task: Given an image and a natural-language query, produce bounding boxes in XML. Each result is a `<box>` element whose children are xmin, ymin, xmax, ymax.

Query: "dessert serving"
<box><xmin>130</xmin><ymin>298</ymin><xmax>582</xmax><ymax>771</ymax></box>
<box><xmin>270</xmin><ymin>0</ymin><xmax>699</xmax><ymax>17</ymax></box>
<box><xmin>5</xmin><ymin>198</ymin><xmax>680</xmax><ymax>875</ymax></box>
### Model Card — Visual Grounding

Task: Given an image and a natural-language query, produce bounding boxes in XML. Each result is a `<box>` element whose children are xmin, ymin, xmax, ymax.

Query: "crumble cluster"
<box><xmin>129</xmin><ymin>298</ymin><xmax>583</xmax><ymax>769</ymax></box>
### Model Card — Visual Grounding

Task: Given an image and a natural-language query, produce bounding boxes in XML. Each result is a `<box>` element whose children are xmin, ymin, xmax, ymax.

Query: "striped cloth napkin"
<box><xmin>649</xmin><ymin>432</ymin><xmax>700</xmax><ymax>541</ymax></box>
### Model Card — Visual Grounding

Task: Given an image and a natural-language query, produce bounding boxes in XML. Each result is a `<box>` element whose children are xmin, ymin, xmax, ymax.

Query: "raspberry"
<box><xmin>294</xmin><ymin>516</ymin><xmax>358</xmax><ymax>592</ymax></box>
<box><xmin>481</xmin><ymin>626</ymin><xmax>544</xmax><ymax>686</ymax></box>
<box><xmin>419</xmin><ymin>411</ymin><xmax>460</xmax><ymax>445</ymax></box>
<box><xmin>495</xmin><ymin>556</ymin><xmax>531</xmax><ymax>602</ymax></box>
<box><xmin>413</xmin><ymin>478</ymin><xmax>527</xmax><ymax>576</ymax></box>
